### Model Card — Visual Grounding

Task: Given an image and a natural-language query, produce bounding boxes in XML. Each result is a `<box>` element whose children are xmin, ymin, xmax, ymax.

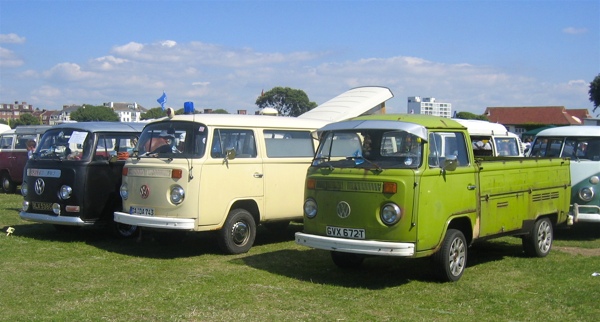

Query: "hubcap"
<box><xmin>231</xmin><ymin>221</ymin><xmax>250</xmax><ymax>245</ymax></box>
<box><xmin>537</xmin><ymin>221</ymin><xmax>552</xmax><ymax>253</ymax></box>
<box><xmin>449</xmin><ymin>237</ymin><xmax>466</xmax><ymax>276</ymax></box>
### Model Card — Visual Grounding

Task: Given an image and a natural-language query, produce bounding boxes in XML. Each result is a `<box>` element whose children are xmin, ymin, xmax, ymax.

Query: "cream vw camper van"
<box><xmin>114</xmin><ymin>86</ymin><xmax>393</xmax><ymax>254</ymax></box>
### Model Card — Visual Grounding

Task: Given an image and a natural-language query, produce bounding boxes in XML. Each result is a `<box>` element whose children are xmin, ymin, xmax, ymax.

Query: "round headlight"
<box><xmin>59</xmin><ymin>185</ymin><xmax>72</xmax><ymax>200</ymax></box>
<box><xmin>170</xmin><ymin>185</ymin><xmax>185</xmax><ymax>204</ymax></box>
<box><xmin>21</xmin><ymin>182</ymin><xmax>28</xmax><ymax>196</ymax></box>
<box><xmin>120</xmin><ymin>183</ymin><xmax>128</xmax><ymax>200</ymax></box>
<box><xmin>380</xmin><ymin>203</ymin><xmax>402</xmax><ymax>226</ymax></box>
<box><xmin>304</xmin><ymin>198</ymin><xmax>317</xmax><ymax>219</ymax></box>
<box><xmin>579</xmin><ymin>187</ymin><xmax>594</xmax><ymax>202</ymax></box>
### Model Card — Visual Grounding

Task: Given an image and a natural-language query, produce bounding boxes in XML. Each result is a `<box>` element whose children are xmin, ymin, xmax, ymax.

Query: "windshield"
<box><xmin>137</xmin><ymin>121</ymin><xmax>208</xmax><ymax>158</ymax></box>
<box><xmin>531</xmin><ymin>136</ymin><xmax>600</xmax><ymax>160</ymax></box>
<box><xmin>36</xmin><ymin>129</ymin><xmax>140</xmax><ymax>162</ymax></box>
<box><xmin>313</xmin><ymin>129</ymin><xmax>423</xmax><ymax>169</ymax></box>
<box><xmin>36</xmin><ymin>129</ymin><xmax>93</xmax><ymax>161</ymax></box>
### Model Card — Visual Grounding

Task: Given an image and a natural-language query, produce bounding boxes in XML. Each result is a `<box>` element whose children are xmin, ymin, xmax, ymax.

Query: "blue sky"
<box><xmin>1</xmin><ymin>0</ymin><xmax>598</xmax><ymax>115</ymax></box>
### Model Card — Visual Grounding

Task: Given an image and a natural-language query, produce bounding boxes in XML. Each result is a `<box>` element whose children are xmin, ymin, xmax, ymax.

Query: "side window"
<box><xmin>0</xmin><ymin>135</ymin><xmax>13</xmax><ymax>149</ymax></box>
<box><xmin>428</xmin><ymin>132</ymin><xmax>469</xmax><ymax>167</ymax></box>
<box><xmin>264</xmin><ymin>130</ymin><xmax>314</xmax><ymax>157</ymax></box>
<box><xmin>211</xmin><ymin>129</ymin><xmax>256</xmax><ymax>158</ymax></box>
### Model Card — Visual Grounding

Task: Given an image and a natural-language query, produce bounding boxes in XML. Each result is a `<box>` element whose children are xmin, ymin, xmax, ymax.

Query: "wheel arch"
<box><xmin>447</xmin><ymin>216</ymin><xmax>473</xmax><ymax>245</ymax></box>
<box><xmin>230</xmin><ymin>199</ymin><xmax>260</xmax><ymax>225</ymax></box>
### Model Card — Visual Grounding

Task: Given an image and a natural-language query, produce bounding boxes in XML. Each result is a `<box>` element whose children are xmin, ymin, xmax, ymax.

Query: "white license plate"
<box><xmin>130</xmin><ymin>206</ymin><xmax>154</xmax><ymax>216</ymax></box>
<box><xmin>326</xmin><ymin>226</ymin><xmax>365</xmax><ymax>239</ymax></box>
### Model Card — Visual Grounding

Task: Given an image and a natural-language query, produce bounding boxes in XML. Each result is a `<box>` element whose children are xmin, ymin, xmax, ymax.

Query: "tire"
<box><xmin>217</xmin><ymin>208</ymin><xmax>256</xmax><ymax>254</ymax></box>
<box><xmin>331</xmin><ymin>251</ymin><xmax>364</xmax><ymax>269</ymax></box>
<box><xmin>522</xmin><ymin>217</ymin><xmax>553</xmax><ymax>257</ymax></box>
<box><xmin>1</xmin><ymin>173</ymin><xmax>16</xmax><ymax>194</ymax></box>
<box><xmin>432</xmin><ymin>229</ymin><xmax>467</xmax><ymax>282</ymax></box>
<box><xmin>112</xmin><ymin>221</ymin><xmax>139</xmax><ymax>238</ymax></box>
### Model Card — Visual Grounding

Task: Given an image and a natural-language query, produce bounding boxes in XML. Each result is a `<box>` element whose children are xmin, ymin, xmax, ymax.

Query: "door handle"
<box><xmin>253</xmin><ymin>173</ymin><xmax>263</xmax><ymax>178</ymax></box>
<box><xmin>467</xmin><ymin>184</ymin><xmax>476</xmax><ymax>190</ymax></box>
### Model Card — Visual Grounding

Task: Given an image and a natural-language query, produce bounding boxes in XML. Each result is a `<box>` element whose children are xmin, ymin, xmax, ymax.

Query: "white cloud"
<box><xmin>0</xmin><ymin>33</ymin><xmax>26</xmax><ymax>44</ymax></box>
<box><xmin>9</xmin><ymin>39</ymin><xmax>592</xmax><ymax>114</ymax></box>
<box><xmin>0</xmin><ymin>47</ymin><xmax>24</xmax><ymax>67</ymax></box>
<box><xmin>563</xmin><ymin>27</ymin><xmax>588</xmax><ymax>35</ymax></box>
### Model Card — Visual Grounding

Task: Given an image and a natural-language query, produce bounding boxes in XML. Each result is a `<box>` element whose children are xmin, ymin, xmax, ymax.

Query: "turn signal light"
<box><xmin>122</xmin><ymin>167</ymin><xmax>129</xmax><ymax>176</ymax></box>
<box><xmin>383</xmin><ymin>182</ymin><xmax>397</xmax><ymax>194</ymax></box>
<box><xmin>172</xmin><ymin>169</ymin><xmax>183</xmax><ymax>179</ymax></box>
<box><xmin>306</xmin><ymin>178</ymin><xmax>316</xmax><ymax>190</ymax></box>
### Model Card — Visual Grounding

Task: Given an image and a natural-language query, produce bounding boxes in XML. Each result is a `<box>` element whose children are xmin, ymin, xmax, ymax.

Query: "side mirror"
<box><xmin>225</xmin><ymin>148</ymin><xmax>236</xmax><ymax>160</ymax></box>
<box><xmin>443</xmin><ymin>155</ymin><xmax>458</xmax><ymax>172</ymax></box>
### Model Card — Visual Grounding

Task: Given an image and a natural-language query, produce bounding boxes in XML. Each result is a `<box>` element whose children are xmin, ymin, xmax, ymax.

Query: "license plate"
<box><xmin>32</xmin><ymin>202</ymin><xmax>53</xmax><ymax>211</ymax></box>
<box><xmin>130</xmin><ymin>206</ymin><xmax>154</xmax><ymax>216</ymax></box>
<box><xmin>326</xmin><ymin>226</ymin><xmax>365</xmax><ymax>239</ymax></box>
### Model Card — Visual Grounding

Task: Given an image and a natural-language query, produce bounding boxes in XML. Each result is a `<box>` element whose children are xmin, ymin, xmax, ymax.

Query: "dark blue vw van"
<box><xmin>19</xmin><ymin>122</ymin><xmax>144</xmax><ymax>237</ymax></box>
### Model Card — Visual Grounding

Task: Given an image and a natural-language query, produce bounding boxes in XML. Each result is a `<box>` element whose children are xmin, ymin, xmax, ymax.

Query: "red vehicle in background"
<box><xmin>0</xmin><ymin>125</ymin><xmax>50</xmax><ymax>193</ymax></box>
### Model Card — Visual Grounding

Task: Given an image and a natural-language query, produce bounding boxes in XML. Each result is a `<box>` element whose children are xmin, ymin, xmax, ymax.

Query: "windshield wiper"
<box><xmin>312</xmin><ymin>156</ymin><xmax>335</xmax><ymax>170</ymax></box>
<box><xmin>345</xmin><ymin>156</ymin><xmax>383</xmax><ymax>172</ymax></box>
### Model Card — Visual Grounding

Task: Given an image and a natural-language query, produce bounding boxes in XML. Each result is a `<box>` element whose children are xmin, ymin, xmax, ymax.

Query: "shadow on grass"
<box><xmin>240</xmin><ymin>238</ymin><xmax>526</xmax><ymax>288</ymax></box>
<box><xmin>4</xmin><ymin>221</ymin><xmax>305</xmax><ymax>259</ymax></box>
<box><xmin>554</xmin><ymin>223</ymin><xmax>600</xmax><ymax>241</ymax></box>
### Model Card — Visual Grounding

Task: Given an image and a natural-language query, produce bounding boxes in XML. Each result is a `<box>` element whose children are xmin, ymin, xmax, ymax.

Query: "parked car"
<box><xmin>19</xmin><ymin>122</ymin><xmax>144</xmax><ymax>237</ymax></box>
<box><xmin>114</xmin><ymin>86</ymin><xmax>394</xmax><ymax>253</ymax></box>
<box><xmin>0</xmin><ymin>125</ymin><xmax>50</xmax><ymax>193</ymax></box>
<box><xmin>530</xmin><ymin>125</ymin><xmax>600</xmax><ymax>224</ymax></box>
<box><xmin>295</xmin><ymin>114</ymin><xmax>571</xmax><ymax>282</ymax></box>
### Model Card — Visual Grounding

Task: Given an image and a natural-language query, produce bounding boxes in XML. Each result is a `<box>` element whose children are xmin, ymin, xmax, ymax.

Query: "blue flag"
<box><xmin>157</xmin><ymin>92</ymin><xmax>167</xmax><ymax>110</ymax></box>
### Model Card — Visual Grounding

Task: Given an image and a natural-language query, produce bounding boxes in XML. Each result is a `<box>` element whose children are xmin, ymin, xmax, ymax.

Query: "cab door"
<box><xmin>199</xmin><ymin>128</ymin><xmax>263</xmax><ymax>226</ymax></box>
<box><xmin>415</xmin><ymin>131</ymin><xmax>478</xmax><ymax>252</ymax></box>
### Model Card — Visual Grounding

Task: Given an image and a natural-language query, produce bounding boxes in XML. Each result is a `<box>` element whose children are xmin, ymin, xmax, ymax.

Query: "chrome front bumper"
<box><xmin>295</xmin><ymin>232</ymin><xmax>415</xmax><ymax>257</ymax></box>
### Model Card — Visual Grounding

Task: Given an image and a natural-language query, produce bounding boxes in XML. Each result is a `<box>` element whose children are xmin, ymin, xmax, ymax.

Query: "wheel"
<box><xmin>263</xmin><ymin>220</ymin><xmax>290</xmax><ymax>234</ymax></box>
<box><xmin>432</xmin><ymin>229</ymin><xmax>467</xmax><ymax>282</ymax></box>
<box><xmin>522</xmin><ymin>217</ymin><xmax>553</xmax><ymax>257</ymax></box>
<box><xmin>331</xmin><ymin>251</ymin><xmax>364</xmax><ymax>269</ymax></box>
<box><xmin>218</xmin><ymin>208</ymin><xmax>256</xmax><ymax>254</ymax></box>
<box><xmin>112</xmin><ymin>221</ymin><xmax>139</xmax><ymax>238</ymax></box>
<box><xmin>1</xmin><ymin>173</ymin><xmax>16</xmax><ymax>194</ymax></box>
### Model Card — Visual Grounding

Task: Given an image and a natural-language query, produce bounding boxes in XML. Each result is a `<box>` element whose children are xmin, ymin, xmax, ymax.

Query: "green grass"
<box><xmin>2</xmin><ymin>192</ymin><xmax>600</xmax><ymax>321</ymax></box>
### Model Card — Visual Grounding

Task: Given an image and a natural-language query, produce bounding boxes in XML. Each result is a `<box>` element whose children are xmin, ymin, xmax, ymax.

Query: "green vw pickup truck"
<box><xmin>295</xmin><ymin>114</ymin><xmax>571</xmax><ymax>282</ymax></box>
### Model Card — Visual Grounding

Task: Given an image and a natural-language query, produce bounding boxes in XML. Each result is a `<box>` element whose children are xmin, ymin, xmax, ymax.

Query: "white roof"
<box><xmin>452</xmin><ymin>119</ymin><xmax>509</xmax><ymax>136</ymax></box>
<box><xmin>298</xmin><ymin>86</ymin><xmax>393</xmax><ymax>122</ymax></box>
<box><xmin>152</xmin><ymin>113</ymin><xmax>330</xmax><ymax>130</ymax></box>
<box><xmin>536</xmin><ymin>125</ymin><xmax>600</xmax><ymax>137</ymax></box>
<box><xmin>0</xmin><ymin>124</ymin><xmax>10</xmax><ymax>134</ymax></box>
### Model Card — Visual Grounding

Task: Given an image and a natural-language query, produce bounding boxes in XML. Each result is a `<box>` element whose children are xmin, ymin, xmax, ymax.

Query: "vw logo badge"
<box><xmin>140</xmin><ymin>184</ymin><xmax>150</xmax><ymax>199</ymax></box>
<box><xmin>34</xmin><ymin>178</ymin><xmax>45</xmax><ymax>195</ymax></box>
<box><xmin>336</xmin><ymin>201</ymin><xmax>351</xmax><ymax>219</ymax></box>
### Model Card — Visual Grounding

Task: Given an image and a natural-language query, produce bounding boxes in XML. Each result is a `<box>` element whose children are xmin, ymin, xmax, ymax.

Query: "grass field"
<box><xmin>1</xmin><ymin>192</ymin><xmax>600</xmax><ymax>321</ymax></box>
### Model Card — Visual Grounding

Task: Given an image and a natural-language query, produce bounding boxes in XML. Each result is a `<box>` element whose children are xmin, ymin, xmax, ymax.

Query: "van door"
<box><xmin>415</xmin><ymin>131</ymin><xmax>478</xmax><ymax>252</ymax></box>
<box><xmin>199</xmin><ymin>129</ymin><xmax>263</xmax><ymax>225</ymax></box>
<box><xmin>261</xmin><ymin>129</ymin><xmax>316</xmax><ymax>220</ymax></box>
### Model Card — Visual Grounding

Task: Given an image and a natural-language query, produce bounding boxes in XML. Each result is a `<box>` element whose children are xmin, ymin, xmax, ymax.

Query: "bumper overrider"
<box><xmin>572</xmin><ymin>203</ymin><xmax>600</xmax><ymax>223</ymax></box>
<box><xmin>113</xmin><ymin>211</ymin><xmax>195</xmax><ymax>230</ymax></box>
<box><xmin>294</xmin><ymin>232</ymin><xmax>415</xmax><ymax>256</ymax></box>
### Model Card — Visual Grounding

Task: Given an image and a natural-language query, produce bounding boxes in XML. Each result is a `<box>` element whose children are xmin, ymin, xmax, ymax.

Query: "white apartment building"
<box><xmin>104</xmin><ymin>102</ymin><xmax>147</xmax><ymax>122</ymax></box>
<box><xmin>407</xmin><ymin>96</ymin><xmax>452</xmax><ymax>118</ymax></box>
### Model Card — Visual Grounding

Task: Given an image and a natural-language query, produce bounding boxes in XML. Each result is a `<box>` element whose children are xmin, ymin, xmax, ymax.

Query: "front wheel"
<box><xmin>218</xmin><ymin>208</ymin><xmax>256</xmax><ymax>254</ymax></box>
<box><xmin>432</xmin><ymin>229</ymin><xmax>467</xmax><ymax>282</ymax></box>
<box><xmin>112</xmin><ymin>222</ymin><xmax>139</xmax><ymax>238</ymax></box>
<box><xmin>1</xmin><ymin>173</ymin><xmax>16</xmax><ymax>194</ymax></box>
<box><xmin>522</xmin><ymin>217</ymin><xmax>553</xmax><ymax>257</ymax></box>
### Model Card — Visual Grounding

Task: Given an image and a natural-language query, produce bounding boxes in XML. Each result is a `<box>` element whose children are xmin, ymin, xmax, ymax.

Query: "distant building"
<box><xmin>0</xmin><ymin>101</ymin><xmax>35</xmax><ymax>124</ymax></box>
<box><xmin>407</xmin><ymin>97</ymin><xmax>452</xmax><ymax>118</ymax></box>
<box><xmin>484</xmin><ymin>106</ymin><xmax>591</xmax><ymax>135</ymax></box>
<box><xmin>103</xmin><ymin>102</ymin><xmax>147</xmax><ymax>122</ymax></box>
<box><xmin>50</xmin><ymin>105</ymin><xmax>81</xmax><ymax>125</ymax></box>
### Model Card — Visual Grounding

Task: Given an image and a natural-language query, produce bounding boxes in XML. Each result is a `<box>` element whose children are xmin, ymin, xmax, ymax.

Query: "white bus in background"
<box><xmin>530</xmin><ymin>125</ymin><xmax>600</xmax><ymax>224</ymax></box>
<box><xmin>453</xmin><ymin>119</ymin><xmax>524</xmax><ymax>157</ymax></box>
